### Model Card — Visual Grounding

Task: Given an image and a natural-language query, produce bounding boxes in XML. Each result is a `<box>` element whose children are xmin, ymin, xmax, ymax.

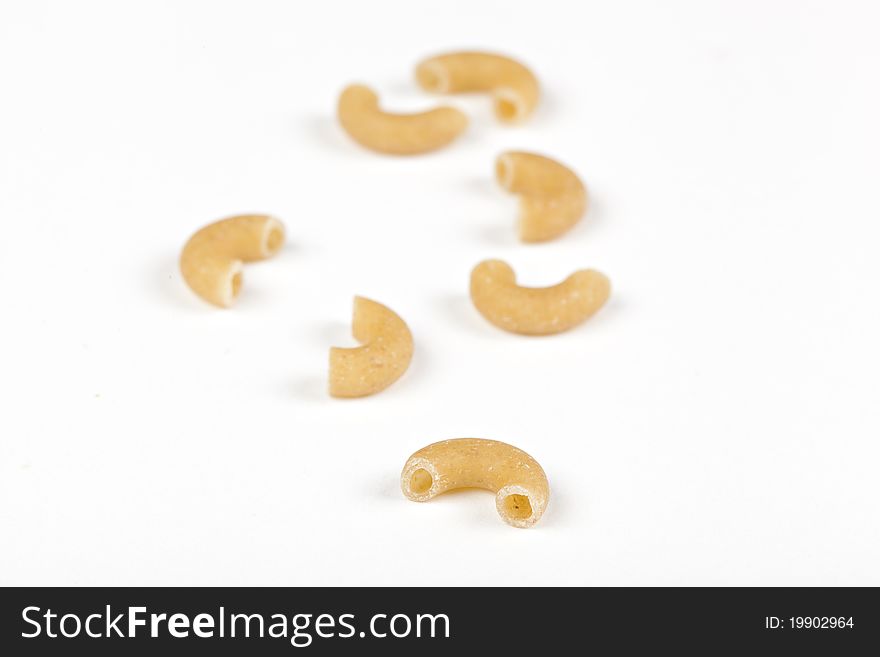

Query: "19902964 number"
<box><xmin>790</xmin><ymin>617</ymin><xmax>853</xmax><ymax>629</ymax></box>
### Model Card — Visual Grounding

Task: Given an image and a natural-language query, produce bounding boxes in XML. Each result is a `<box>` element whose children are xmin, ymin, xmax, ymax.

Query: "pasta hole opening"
<box><xmin>502</xmin><ymin>494</ymin><xmax>532</xmax><ymax>520</ymax></box>
<box><xmin>410</xmin><ymin>469</ymin><xmax>433</xmax><ymax>495</ymax></box>
<box><xmin>230</xmin><ymin>272</ymin><xmax>242</xmax><ymax>298</ymax></box>
<box><xmin>265</xmin><ymin>227</ymin><xmax>283</xmax><ymax>253</ymax></box>
<box><xmin>496</xmin><ymin>157</ymin><xmax>514</xmax><ymax>188</ymax></box>
<box><xmin>496</xmin><ymin>98</ymin><xmax>520</xmax><ymax>122</ymax></box>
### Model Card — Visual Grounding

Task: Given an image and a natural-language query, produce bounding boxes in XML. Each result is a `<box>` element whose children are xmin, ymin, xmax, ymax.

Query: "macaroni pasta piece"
<box><xmin>416</xmin><ymin>51</ymin><xmax>539</xmax><ymax>123</ymax></box>
<box><xmin>470</xmin><ymin>259</ymin><xmax>610</xmax><ymax>335</ymax></box>
<box><xmin>401</xmin><ymin>438</ymin><xmax>549</xmax><ymax>528</ymax></box>
<box><xmin>179</xmin><ymin>214</ymin><xmax>285</xmax><ymax>308</ymax></box>
<box><xmin>337</xmin><ymin>84</ymin><xmax>467</xmax><ymax>155</ymax></box>
<box><xmin>329</xmin><ymin>296</ymin><xmax>414</xmax><ymax>397</ymax></box>
<box><xmin>496</xmin><ymin>151</ymin><xmax>588</xmax><ymax>242</ymax></box>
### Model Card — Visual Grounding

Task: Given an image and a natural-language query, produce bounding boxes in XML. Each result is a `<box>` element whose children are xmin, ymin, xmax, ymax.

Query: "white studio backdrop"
<box><xmin>1</xmin><ymin>0</ymin><xmax>878</xmax><ymax>585</ymax></box>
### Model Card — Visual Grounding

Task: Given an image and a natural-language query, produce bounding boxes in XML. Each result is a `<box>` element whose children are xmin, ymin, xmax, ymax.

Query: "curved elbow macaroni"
<box><xmin>401</xmin><ymin>438</ymin><xmax>549</xmax><ymax>528</ymax></box>
<box><xmin>337</xmin><ymin>84</ymin><xmax>467</xmax><ymax>155</ymax></box>
<box><xmin>415</xmin><ymin>52</ymin><xmax>539</xmax><ymax>123</ymax></box>
<box><xmin>329</xmin><ymin>296</ymin><xmax>414</xmax><ymax>397</ymax></box>
<box><xmin>470</xmin><ymin>259</ymin><xmax>610</xmax><ymax>335</ymax></box>
<box><xmin>179</xmin><ymin>214</ymin><xmax>285</xmax><ymax>308</ymax></box>
<box><xmin>496</xmin><ymin>151</ymin><xmax>588</xmax><ymax>242</ymax></box>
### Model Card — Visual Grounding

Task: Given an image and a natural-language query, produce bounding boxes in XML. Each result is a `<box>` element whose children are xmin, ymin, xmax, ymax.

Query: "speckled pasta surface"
<box><xmin>496</xmin><ymin>151</ymin><xmax>588</xmax><ymax>242</ymax></box>
<box><xmin>415</xmin><ymin>51</ymin><xmax>539</xmax><ymax>123</ymax></box>
<box><xmin>470</xmin><ymin>259</ymin><xmax>610</xmax><ymax>335</ymax></box>
<box><xmin>401</xmin><ymin>438</ymin><xmax>549</xmax><ymax>528</ymax></box>
<box><xmin>329</xmin><ymin>296</ymin><xmax>414</xmax><ymax>398</ymax></box>
<box><xmin>337</xmin><ymin>84</ymin><xmax>467</xmax><ymax>155</ymax></box>
<box><xmin>179</xmin><ymin>214</ymin><xmax>285</xmax><ymax>308</ymax></box>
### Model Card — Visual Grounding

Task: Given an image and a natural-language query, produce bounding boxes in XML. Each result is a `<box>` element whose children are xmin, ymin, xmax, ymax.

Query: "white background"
<box><xmin>1</xmin><ymin>0</ymin><xmax>878</xmax><ymax>586</ymax></box>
